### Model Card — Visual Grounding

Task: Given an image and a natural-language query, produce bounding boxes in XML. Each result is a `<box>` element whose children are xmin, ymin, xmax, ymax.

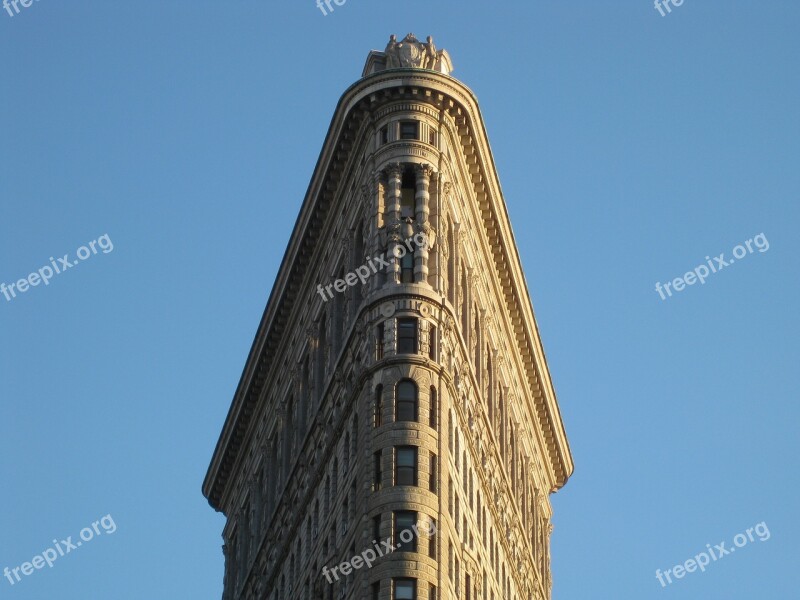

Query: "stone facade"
<box><xmin>203</xmin><ymin>35</ymin><xmax>574</xmax><ymax>600</ymax></box>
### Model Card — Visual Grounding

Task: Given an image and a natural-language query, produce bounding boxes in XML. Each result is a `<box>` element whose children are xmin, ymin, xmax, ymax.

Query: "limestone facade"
<box><xmin>203</xmin><ymin>35</ymin><xmax>574</xmax><ymax>600</ymax></box>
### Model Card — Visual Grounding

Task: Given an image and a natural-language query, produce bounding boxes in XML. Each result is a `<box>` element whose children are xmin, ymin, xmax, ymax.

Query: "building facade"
<box><xmin>203</xmin><ymin>34</ymin><xmax>573</xmax><ymax>600</ymax></box>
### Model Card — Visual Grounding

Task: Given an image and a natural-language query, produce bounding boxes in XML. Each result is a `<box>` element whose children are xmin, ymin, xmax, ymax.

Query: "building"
<box><xmin>202</xmin><ymin>34</ymin><xmax>574</xmax><ymax>600</ymax></box>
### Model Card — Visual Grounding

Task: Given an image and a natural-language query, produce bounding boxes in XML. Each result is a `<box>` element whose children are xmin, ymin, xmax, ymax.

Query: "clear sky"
<box><xmin>1</xmin><ymin>1</ymin><xmax>798</xmax><ymax>599</ymax></box>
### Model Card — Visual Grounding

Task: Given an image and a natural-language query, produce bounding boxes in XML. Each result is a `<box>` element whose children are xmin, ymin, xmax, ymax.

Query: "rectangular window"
<box><xmin>381</xmin><ymin>125</ymin><xmax>389</xmax><ymax>145</ymax></box>
<box><xmin>400</xmin><ymin>250</ymin><xmax>414</xmax><ymax>283</ymax></box>
<box><xmin>396</xmin><ymin>381</ymin><xmax>418</xmax><ymax>422</ymax></box>
<box><xmin>400</xmin><ymin>187</ymin><xmax>415</xmax><ymax>220</ymax></box>
<box><xmin>376</xmin><ymin>323</ymin><xmax>385</xmax><ymax>360</ymax></box>
<box><xmin>429</xmin><ymin>584</ymin><xmax>437</xmax><ymax>600</ymax></box>
<box><xmin>397</xmin><ymin>318</ymin><xmax>418</xmax><ymax>354</ymax></box>
<box><xmin>394</xmin><ymin>578</ymin><xmax>416</xmax><ymax>600</ymax></box>
<box><xmin>393</xmin><ymin>510</ymin><xmax>418</xmax><ymax>551</ymax></box>
<box><xmin>429</xmin><ymin>326</ymin><xmax>437</xmax><ymax>360</ymax></box>
<box><xmin>372</xmin><ymin>582</ymin><xmax>380</xmax><ymax>600</ymax></box>
<box><xmin>373</xmin><ymin>451</ymin><xmax>382</xmax><ymax>491</ymax></box>
<box><xmin>429</xmin><ymin>130</ymin><xmax>437</xmax><ymax>146</ymax></box>
<box><xmin>400</xmin><ymin>121</ymin><xmax>419</xmax><ymax>140</ymax></box>
<box><xmin>429</xmin><ymin>387</ymin><xmax>437</xmax><ymax>429</ymax></box>
<box><xmin>429</xmin><ymin>518</ymin><xmax>437</xmax><ymax>559</ymax></box>
<box><xmin>395</xmin><ymin>446</ymin><xmax>418</xmax><ymax>486</ymax></box>
<box><xmin>448</xmin><ymin>477</ymin><xmax>453</xmax><ymax>515</ymax></box>
<box><xmin>429</xmin><ymin>453</ymin><xmax>437</xmax><ymax>492</ymax></box>
<box><xmin>455</xmin><ymin>559</ymin><xmax>460</xmax><ymax>595</ymax></box>
<box><xmin>373</xmin><ymin>514</ymin><xmax>381</xmax><ymax>541</ymax></box>
<box><xmin>374</xmin><ymin>385</ymin><xmax>383</xmax><ymax>427</ymax></box>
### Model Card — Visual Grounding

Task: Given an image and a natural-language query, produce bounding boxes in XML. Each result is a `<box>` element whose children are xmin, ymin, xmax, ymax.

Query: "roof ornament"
<box><xmin>364</xmin><ymin>33</ymin><xmax>453</xmax><ymax>77</ymax></box>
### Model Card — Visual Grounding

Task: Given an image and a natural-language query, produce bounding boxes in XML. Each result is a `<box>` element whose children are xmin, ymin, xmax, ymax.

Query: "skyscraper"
<box><xmin>203</xmin><ymin>34</ymin><xmax>573</xmax><ymax>600</ymax></box>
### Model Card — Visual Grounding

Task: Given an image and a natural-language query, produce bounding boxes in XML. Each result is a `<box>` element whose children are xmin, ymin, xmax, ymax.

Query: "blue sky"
<box><xmin>1</xmin><ymin>1</ymin><xmax>798</xmax><ymax>599</ymax></box>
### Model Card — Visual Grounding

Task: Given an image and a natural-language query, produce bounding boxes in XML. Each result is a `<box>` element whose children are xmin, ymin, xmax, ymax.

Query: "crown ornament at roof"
<box><xmin>362</xmin><ymin>34</ymin><xmax>453</xmax><ymax>77</ymax></box>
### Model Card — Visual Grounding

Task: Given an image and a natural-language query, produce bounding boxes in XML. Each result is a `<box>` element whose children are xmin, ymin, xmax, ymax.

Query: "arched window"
<box><xmin>396</xmin><ymin>380</ymin><xmax>418</xmax><ymax>422</ymax></box>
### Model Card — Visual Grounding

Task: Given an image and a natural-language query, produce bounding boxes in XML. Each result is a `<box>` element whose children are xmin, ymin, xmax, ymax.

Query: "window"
<box><xmin>400</xmin><ymin>121</ymin><xmax>418</xmax><ymax>140</ymax></box>
<box><xmin>428</xmin><ymin>518</ymin><xmax>437</xmax><ymax>559</ymax></box>
<box><xmin>397</xmin><ymin>318</ymin><xmax>418</xmax><ymax>354</ymax></box>
<box><xmin>396</xmin><ymin>380</ymin><xmax>418</xmax><ymax>421</ymax></box>
<box><xmin>372</xmin><ymin>582</ymin><xmax>380</xmax><ymax>600</ymax></box>
<box><xmin>429</xmin><ymin>387</ymin><xmax>437</xmax><ymax>428</ymax></box>
<box><xmin>448</xmin><ymin>477</ymin><xmax>454</xmax><ymax>515</ymax></box>
<box><xmin>448</xmin><ymin>412</ymin><xmax>453</xmax><ymax>452</ymax></box>
<box><xmin>393</xmin><ymin>578</ymin><xmax>416</xmax><ymax>600</ymax></box>
<box><xmin>429</xmin><ymin>326</ymin><xmax>437</xmax><ymax>360</ymax></box>
<box><xmin>373</xmin><ymin>451</ymin><xmax>382</xmax><ymax>491</ymax></box>
<box><xmin>393</xmin><ymin>511</ymin><xmax>418</xmax><ymax>551</ymax></box>
<box><xmin>400</xmin><ymin>187</ymin><xmax>415</xmax><ymax>220</ymax></box>
<box><xmin>455</xmin><ymin>559</ymin><xmax>461</xmax><ymax>595</ymax></box>
<box><xmin>395</xmin><ymin>446</ymin><xmax>417</xmax><ymax>486</ymax></box>
<box><xmin>400</xmin><ymin>250</ymin><xmax>414</xmax><ymax>283</ymax></box>
<box><xmin>373</xmin><ymin>514</ymin><xmax>381</xmax><ymax>541</ymax></box>
<box><xmin>448</xmin><ymin>542</ymin><xmax>454</xmax><ymax>580</ymax></box>
<box><xmin>381</xmin><ymin>125</ymin><xmax>389</xmax><ymax>145</ymax></box>
<box><xmin>374</xmin><ymin>385</ymin><xmax>383</xmax><ymax>427</ymax></box>
<box><xmin>428</xmin><ymin>130</ymin><xmax>437</xmax><ymax>146</ymax></box>
<box><xmin>429</xmin><ymin>453</ymin><xmax>437</xmax><ymax>492</ymax></box>
<box><xmin>376</xmin><ymin>323</ymin><xmax>385</xmax><ymax>360</ymax></box>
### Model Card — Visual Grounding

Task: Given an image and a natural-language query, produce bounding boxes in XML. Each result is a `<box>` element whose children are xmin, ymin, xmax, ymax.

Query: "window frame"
<box><xmin>394</xmin><ymin>446</ymin><xmax>418</xmax><ymax>486</ymax></box>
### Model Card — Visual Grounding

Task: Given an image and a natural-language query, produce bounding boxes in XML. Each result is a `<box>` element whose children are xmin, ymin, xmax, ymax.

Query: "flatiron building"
<box><xmin>203</xmin><ymin>34</ymin><xmax>573</xmax><ymax>600</ymax></box>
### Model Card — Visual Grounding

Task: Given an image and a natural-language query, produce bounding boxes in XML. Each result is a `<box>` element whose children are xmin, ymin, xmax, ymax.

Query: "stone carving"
<box><xmin>385</xmin><ymin>33</ymin><xmax>443</xmax><ymax>70</ymax></box>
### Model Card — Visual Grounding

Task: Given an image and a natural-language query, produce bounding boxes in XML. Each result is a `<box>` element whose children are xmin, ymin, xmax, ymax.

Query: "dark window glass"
<box><xmin>373</xmin><ymin>451</ymin><xmax>382</xmax><ymax>491</ymax></box>
<box><xmin>381</xmin><ymin>126</ymin><xmax>389</xmax><ymax>144</ymax></box>
<box><xmin>394</xmin><ymin>578</ymin><xmax>416</xmax><ymax>600</ymax></box>
<box><xmin>393</xmin><ymin>511</ymin><xmax>418</xmax><ymax>551</ymax></box>
<box><xmin>396</xmin><ymin>380</ymin><xmax>418</xmax><ymax>421</ymax></box>
<box><xmin>397</xmin><ymin>318</ymin><xmax>418</xmax><ymax>354</ymax></box>
<box><xmin>429</xmin><ymin>386</ymin><xmax>437</xmax><ymax>428</ymax></box>
<box><xmin>395</xmin><ymin>446</ymin><xmax>417</xmax><ymax>486</ymax></box>
<box><xmin>374</xmin><ymin>385</ymin><xmax>383</xmax><ymax>427</ymax></box>
<box><xmin>400</xmin><ymin>121</ymin><xmax>418</xmax><ymax>140</ymax></box>
<box><xmin>376</xmin><ymin>323</ymin><xmax>385</xmax><ymax>360</ymax></box>
<box><xmin>400</xmin><ymin>250</ymin><xmax>414</xmax><ymax>283</ymax></box>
